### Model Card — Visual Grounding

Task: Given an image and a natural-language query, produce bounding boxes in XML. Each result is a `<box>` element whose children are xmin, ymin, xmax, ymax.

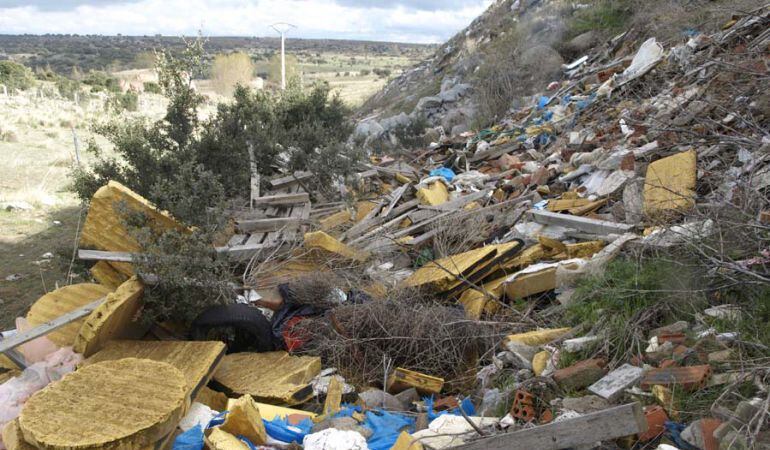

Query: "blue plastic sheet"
<box><xmin>365</xmin><ymin>410</ymin><xmax>415</xmax><ymax>450</ymax></box>
<box><xmin>429</xmin><ymin>167</ymin><xmax>455</xmax><ymax>182</ymax></box>
<box><xmin>173</xmin><ymin>425</ymin><xmax>204</xmax><ymax>450</ymax></box>
<box><xmin>424</xmin><ymin>396</ymin><xmax>476</xmax><ymax>422</ymax></box>
<box><xmin>264</xmin><ymin>416</ymin><xmax>314</xmax><ymax>444</ymax></box>
<box><xmin>536</xmin><ymin>95</ymin><xmax>550</xmax><ymax>110</ymax></box>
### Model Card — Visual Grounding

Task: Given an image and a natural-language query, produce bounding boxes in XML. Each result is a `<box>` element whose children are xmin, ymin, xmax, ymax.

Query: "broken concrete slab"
<box><xmin>588</xmin><ymin>363</ymin><xmax>645</xmax><ymax>402</ymax></box>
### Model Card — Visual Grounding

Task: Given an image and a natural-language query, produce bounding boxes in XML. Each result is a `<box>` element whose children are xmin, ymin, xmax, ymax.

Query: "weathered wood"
<box><xmin>227</xmin><ymin>234</ymin><xmax>248</xmax><ymax>247</ymax></box>
<box><xmin>250</xmin><ymin>192</ymin><xmax>310</xmax><ymax>206</ymax></box>
<box><xmin>0</xmin><ymin>298</ymin><xmax>106</xmax><ymax>354</ymax></box>
<box><xmin>529</xmin><ymin>209</ymin><xmax>635</xmax><ymax>235</ymax></box>
<box><xmin>78</xmin><ymin>249</ymin><xmax>134</xmax><ymax>262</ymax></box>
<box><xmin>236</xmin><ymin>217</ymin><xmax>305</xmax><ymax>233</ymax></box>
<box><xmin>381</xmin><ymin>183</ymin><xmax>410</xmax><ymax>218</ymax></box>
<box><xmin>454</xmin><ymin>403</ymin><xmax>646</xmax><ymax>450</ymax></box>
<box><xmin>269</xmin><ymin>171</ymin><xmax>313</xmax><ymax>189</ymax></box>
<box><xmin>248</xmin><ymin>143</ymin><xmax>260</xmax><ymax>209</ymax></box>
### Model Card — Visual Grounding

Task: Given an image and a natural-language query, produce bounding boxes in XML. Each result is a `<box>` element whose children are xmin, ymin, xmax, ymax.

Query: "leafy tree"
<box><xmin>211</xmin><ymin>52</ymin><xmax>254</xmax><ymax>96</ymax></box>
<box><xmin>267</xmin><ymin>53</ymin><xmax>299</xmax><ymax>85</ymax></box>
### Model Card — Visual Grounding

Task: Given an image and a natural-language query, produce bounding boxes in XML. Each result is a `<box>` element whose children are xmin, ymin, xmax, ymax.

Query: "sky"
<box><xmin>0</xmin><ymin>0</ymin><xmax>495</xmax><ymax>44</ymax></box>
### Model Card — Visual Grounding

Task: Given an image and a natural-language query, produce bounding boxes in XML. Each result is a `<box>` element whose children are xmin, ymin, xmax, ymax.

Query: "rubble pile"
<box><xmin>1</xmin><ymin>6</ymin><xmax>769</xmax><ymax>450</ymax></box>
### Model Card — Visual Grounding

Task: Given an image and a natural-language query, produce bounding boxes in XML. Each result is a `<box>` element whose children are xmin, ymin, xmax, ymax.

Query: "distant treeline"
<box><xmin>0</xmin><ymin>35</ymin><xmax>435</xmax><ymax>74</ymax></box>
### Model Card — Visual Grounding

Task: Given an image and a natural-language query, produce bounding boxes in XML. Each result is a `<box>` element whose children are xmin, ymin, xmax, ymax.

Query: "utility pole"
<box><xmin>270</xmin><ymin>22</ymin><xmax>296</xmax><ymax>90</ymax></box>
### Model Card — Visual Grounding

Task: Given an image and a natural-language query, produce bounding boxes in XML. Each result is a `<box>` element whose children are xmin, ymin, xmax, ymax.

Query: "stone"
<box><xmin>220</xmin><ymin>395</ymin><xmax>267</xmax><ymax>445</ymax></box>
<box><xmin>311</xmin><ymin>416</ymin><xmax>373</xmax><ymax>439</ymax></box>
<box><xmin>416</xmin><ymin>95</ymin><xmax>443</xmax><ymax>111</ymax></box>
<box><xmin>438</xmin><ymin>83</ymin><xmax>471</xmax><ymax>103</ymax></box>
<box><xmin>566</xmin><ymin>31</ymin><xmax>598</xmax><ymax>53</ymax></box>
<box><xmin>561</xmin><ymin>395</ymin><xmax>610</xmax><ymax>414</ymax></box>
<box><xmin>520</xmin><ymin>45</ymin><xmax>564</xmax><ymax>77</ymax></box>
<box><xmin>394</xmin><ymin>387</ymin><xmax>420</xmax><ymax>407</ymax></box>
<box><xmin>358</xmin><ymin>388</ymin><xmax>407</xmax><ymax>411</ymax></box>
<box><xmin>650</xmin><ymin>321</ymin><xmax>689</xmax><ymax>339</ymax></box>
<box><xmin>354</xmin><ymin>119</ymin><xmax>384</xmax><ymax>138</ymax></box>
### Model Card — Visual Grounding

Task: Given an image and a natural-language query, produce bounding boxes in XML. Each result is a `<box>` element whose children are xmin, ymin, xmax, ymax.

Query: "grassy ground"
<box><xmin>0</xmin><ymin>92</ymin><xmax>166</xmax><ymax>330</ymax></box>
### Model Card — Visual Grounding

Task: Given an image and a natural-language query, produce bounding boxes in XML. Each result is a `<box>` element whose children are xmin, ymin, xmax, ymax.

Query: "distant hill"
<box><xmin>0</xmin><ymin>34</ymin><xmax>436</xmax><ymax>75</ymax></box>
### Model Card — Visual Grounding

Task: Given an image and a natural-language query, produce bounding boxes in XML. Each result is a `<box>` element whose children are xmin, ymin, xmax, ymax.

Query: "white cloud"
<box><xmin>0</xmin><ymin>0</ymin><xmax>493</xmax><ymax>43</ymax></box>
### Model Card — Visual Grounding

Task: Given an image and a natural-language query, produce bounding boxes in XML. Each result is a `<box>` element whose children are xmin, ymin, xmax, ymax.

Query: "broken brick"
<box><xmin>641</xmin><ymin>365</ymin><xmax>711</xmax><ymax>391</ymax></box>
<box><xmin>638</xmin><ymin>405</ymin><xmax>668</xmax><ymax>442</ymax></box>
<box><xmin>553</xmin><ymin>358</ymin><xmax>607</xmax><ymax>391</ymax></box>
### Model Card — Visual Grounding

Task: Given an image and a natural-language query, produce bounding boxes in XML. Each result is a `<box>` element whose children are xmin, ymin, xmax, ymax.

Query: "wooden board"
<box><xmin>454</xmin><ymin>403</ymin><xmax>646</xmax><ymax>450</ymax></box>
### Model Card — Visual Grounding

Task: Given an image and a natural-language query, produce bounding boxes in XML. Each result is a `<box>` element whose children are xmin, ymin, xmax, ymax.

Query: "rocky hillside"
<box><xmin>354</xmin><ymin>0</ymin><xmax>760</xmax><ymax>150</ymax></box>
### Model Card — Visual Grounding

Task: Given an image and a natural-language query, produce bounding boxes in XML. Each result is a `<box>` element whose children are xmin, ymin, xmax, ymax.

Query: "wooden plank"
<box><xmin>78</xmin><ymin>249</ymin><xmax>134</xmax><ymax>262</ymax></box>
<box><xmin>529</xmin><ymin>210</ymin><xmax>635</xmax><ymax>235</ymax></box>
<box><xmin>236</xmin><ymin>217</ymin><xmax>305</xmax><ymax>233</ymax></box>
<box><xmin>0</xmin><ymin>298</ymin><xmax>105</xmax><ymax>354</ymax></box>
<box><xmin>248</xmin><ymin>143</ymin><xmax>260</xmax><ymax>209</ymax></box>
<box><xmin>454</xmin><ymin>403</ymin><xmax>646</xmax><ymax>450</ymax></box>
<box><xmin>269</xmin><ymin>171</ymin><xmax>312</xmax><ymax>189</ymax></box>
<box><xmin>250</xmin><ymin>192</ymin><xmax>310</xmax><ymax>206</ymax></box>
<box><xmin>381</xmin><ymin>183</ymin><xmax>409</xmax><ymax>218</ymax></box>
<box><xmin>227</xmin><ymin>234</ymin><xmax>248</xmax><ymax>247</ymax></box>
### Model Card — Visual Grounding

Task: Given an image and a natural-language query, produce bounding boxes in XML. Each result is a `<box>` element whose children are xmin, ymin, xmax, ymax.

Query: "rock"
<box><xmin>561</xmin><ymin>395</ymin><xmax>610</xmax><ymax>414</ymax></box>
<box><xmin>416</xmin><ymin>95</ymin><xmax>443</xmax><ymax>111</ymax></box>
<box><xmin>566</xmin><ymin>31</ymin><xmax>598</xmax><ymax>54</ymax></box>
<box><xmin>354</xmin><ymin>120</ymin><xmax>384</xmax><ymax>139</ymax></box>
<box><xmin>451</xmin><ymin>123</ymin><xmax>469</xmax><ymax>137</ymax></box>
<box><xmin>3</xmin><ymin>201</ymin><xmax>34</xmax><ymax>212</ymax></box>
<box><xmin>394</xmin><ymin>387</ymin><xmax>419</xmax><ymax>407</ymax></box>
<box><xmin>650</xmin><ymin>321</ymin><xmax>689</xmax><ymax>339</ymax></box>
<box><xmin>380</xmin><ymin>112</ymin><xmax>411</xmax><ymax>132</ymax></box>
<box><xmin>311</xmin><ymin>416</ymin><xmax>373</xmax><ymax>440</ymax></box>
<box><xmin>358</xmin><ymin>389</ymin><xmax>406</xmax><ymax>411</ymax></box>
<box><xmin>438</xmin><ymin>83</ymin><xmax>471</xmax><ymax>103</ymax></box>
<box><xmin>520</xmin><ymin>45</ymin><xmax>564</xmax><ymax>77</ymax></box>
<box><xmin>5</xmin><ymin>274</ymin><xmax>23</xmax><ymax>282</ymax></box>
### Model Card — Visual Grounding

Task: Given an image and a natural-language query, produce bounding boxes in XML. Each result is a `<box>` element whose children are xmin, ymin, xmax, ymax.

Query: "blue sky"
<box><xmin>0</xmin><ymin>0</ymin><xmax>494</xmax><ymax>43</ymax></box>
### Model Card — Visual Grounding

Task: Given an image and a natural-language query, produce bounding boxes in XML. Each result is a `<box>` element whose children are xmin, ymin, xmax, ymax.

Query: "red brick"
<box><xmin>553</xmin><ymin>358</ymin><xmax>608</xmax><ymax>391</ymax></box>
<box><xmin>658</xmin><ymin>333</ymin><xmax>687</xmax><ymax>345</ymax></box>
<box><xmin>701</xmin><ymin>418</ymin><xmax>722</xmax><ymax>450</ymax></box>
<box><xmin>638</xmin><ymin>405</ymin><xmax>668</xmax><ymax>442</ymax></box>
<box><xmin>641</xmin><ymin>365</ymin><xmax>712</xmax><ymax>391</ymax></box>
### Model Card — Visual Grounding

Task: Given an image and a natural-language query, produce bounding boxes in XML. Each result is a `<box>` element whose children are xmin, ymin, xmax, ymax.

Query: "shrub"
<box><xmin>82</xmin><ymin>70</ymin><xmax>121</xmax><ymax>93</ymax></box>
<box><xmin>0</xmin><ymin>61</ymin><xmax>35</xmax><ymax>91</ymax></box>
<box><xmin>55</xmin><ymin>76</ymin><xmax>80</xmax><ymax>100</ymax></box>
<box><xmin>143</xmin><ymin>81</ymin><xmax>161</xmax><ymax>94</ymax></box>
<box><xmin>195</xmin><ymin>81</ymin><xmax>354</xmax><ymax>197</ymax></box>
<box><xmin>110</xmin><ymin>90</ymin><xmax>138</xmax><ymax>112</ymax></box>
<box><xmin>392</xmin><ymin>115</ymin><xmax>429</xmax><ymax>150</ymax></box>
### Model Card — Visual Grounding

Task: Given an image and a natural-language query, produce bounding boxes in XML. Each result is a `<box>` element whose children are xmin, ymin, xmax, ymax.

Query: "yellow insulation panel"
<box><xmin>214</xmin><ymin>351</ymin><xmax>321</xmax><ymax>406</ymax></box>
<box><xmin>26</xmin><ymin>283</ymin><xmax>112</xmax><ymax>347</ymax></box>
<box><xmin>74</xmin><ymin>276</ymin><xmax>147</xmax><ymax>357</ymax></box>
<box><xmin>79</xmin><ymin>180</ymin><xmax>188</xmax><ymax>253</ymax></box>
<box><xmin>19</xmin><ymin>358</ymin><xmax>188</xmax><ymax>450</ymax></box>
<box><xmin>643</xmin><ymin>149</ymin><xmax>697</xmax><ymax>215</ymax></box>
<box><xmin>304</xmin><ymin>231</ymin><xmax>369</xmax><ymax>262</ymax></box>
<box><xmin>505</xmin><ymin>328</ymin><xmax>571</xmax><ymax>346</ymax></box>
<box><xmin>402</xmin><ymin>245</ymin><xmax>499</xmax><ymax>290</ymax></box>
<box><xmin>89</xmin><ymin>261</ymin><xmax>131</xmax><ymax>289</ymax></box>
<box><xmin>416</xmin><ymin>181</ymin><xmax>449</xmax><ymax>206</ymax></box>
<box><xmin>82</xmin><ymin>340</ymin><xmax>226</xmax><ymax>396</ymax></box>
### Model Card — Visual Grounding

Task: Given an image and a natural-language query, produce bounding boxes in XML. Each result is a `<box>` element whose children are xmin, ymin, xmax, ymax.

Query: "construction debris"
<box><xmin>1</xmin><ymin>5</ymin><xmax>769</xmax><ymax>450</ymax></box>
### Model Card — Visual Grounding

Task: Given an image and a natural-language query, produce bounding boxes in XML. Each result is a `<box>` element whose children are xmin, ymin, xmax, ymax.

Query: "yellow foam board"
<box><xmin>643</xmin><ymin>149</ymin><xmax>697</xmax><ymax>214</ymax></box>
<box><xmin>26</xmin><ymin>283</ymin><xmax>112</xmax><ymax>347</ymax></box>
<box><xmin>214</xmin><ymin>351</ymin><xmax>321</xmax><ymax>405</ymax></box>
<box><xmin>73</xmin><ymin>276</ymin><xmax>147</xmax><ymax>357</ymax></box>
<box><xmin>19</xmin><ymin>358</ymin><xmax>187</xmax><ymax>450</ymax></box>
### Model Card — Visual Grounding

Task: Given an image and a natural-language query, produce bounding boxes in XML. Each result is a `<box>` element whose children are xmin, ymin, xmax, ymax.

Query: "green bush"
<box><xmin>392</xmin><ymin>115</ymin><xmax>429</xmax><ymax>150</ymax></box>
<box><xmin>56</xmin><ymin>76</ymin><xmax>81</xmax><ymax>100</ymax></box>
<box><xmin>0</xmin><ymin>61</ymin><xmax>36</xmax><ymax>91</ymax></box>
<box><xmin>567</xmin><ymin>0</ymin><xmax>633</xmax><ymax>38</ymax></box>
<box><xmin>195</xmin><ymin>80</ymin><xmax>354</xmax><ymax>197</ymax></box>
<box><xmin>143</xmin><ymin>81</ymin><xmax>162</xmax><ymax>94</ymax></box>
<box><xmin>82</xmin><ymin>70</ymin><xmax>121</xmax><ymax>93</ymax></box>
<box><xmin>110</xmin><ymin>90</ymin><xmax>139</xmax><ymax>112</ymax></box>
